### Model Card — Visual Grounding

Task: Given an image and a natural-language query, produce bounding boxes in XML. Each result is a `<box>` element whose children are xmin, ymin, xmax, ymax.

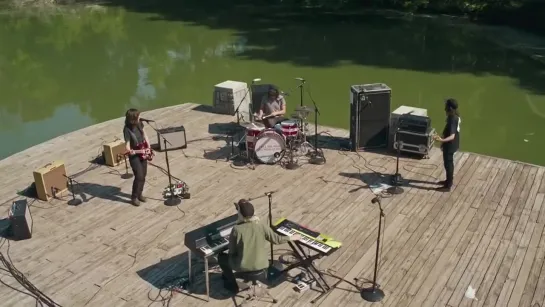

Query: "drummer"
<box><xmin>255</xmin><ymin>86</ymin><xmax>287</xmax><ymax>131</ymax></box>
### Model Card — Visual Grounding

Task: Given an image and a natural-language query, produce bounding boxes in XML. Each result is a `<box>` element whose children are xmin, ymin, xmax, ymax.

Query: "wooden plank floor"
<box><xmin>1</xmin><ymin>103</ymin><xmax>544</xmax><ymax>307</ymax></box>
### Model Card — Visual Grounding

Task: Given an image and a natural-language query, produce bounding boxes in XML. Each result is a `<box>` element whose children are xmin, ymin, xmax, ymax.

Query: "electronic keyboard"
<box><xmin>272</xmin><ymin>218</ymin><xmax>342</xmax><ymax>255</ymax></box>
<box><xmin>184</xmin><ymin>214</ymin><xmax>238</xmax><ymax>257</ymax></box>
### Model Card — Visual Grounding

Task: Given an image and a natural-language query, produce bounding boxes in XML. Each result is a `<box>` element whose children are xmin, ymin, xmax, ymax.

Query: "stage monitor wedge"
<box><xmin>9</xmin><ymin>199</ymin><xmax>33</xmax><ymax>240</ymax></box>
<box><xmin>349</xmin><ymin>83</ymin><xmax>391</xmax><ymax>150</ymax></box>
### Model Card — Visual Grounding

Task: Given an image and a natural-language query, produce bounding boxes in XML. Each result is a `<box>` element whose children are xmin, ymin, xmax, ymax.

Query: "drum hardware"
<box><xmin>387</xmin><ymin>128</ymin><xmax>405</xmax><ymax>195</ymax></box>
<box><xmin>285</xmin><ymin>138</ymin><xmax>300</xmax><ymax>170</ymax></box>
<box><xmin>296</xmin><ymin>77</ymin><xmax>306</xmax><ymax>107</ymax></box>
<box><xmin>307</xmin><ymin>90</ymin><xmax>326</xmax><ymax>165</ymax></box>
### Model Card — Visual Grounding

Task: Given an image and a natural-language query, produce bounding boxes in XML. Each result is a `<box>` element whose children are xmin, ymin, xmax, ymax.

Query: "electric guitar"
<box><xmin>130</xmin><ymin>141</ymin><xmax>154</xmax><ymax>161</ymax></box>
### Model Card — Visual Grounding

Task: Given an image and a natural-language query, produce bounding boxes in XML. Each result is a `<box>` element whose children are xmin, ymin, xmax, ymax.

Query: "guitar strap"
<box><xmin>126</xmin><ymin>125</ymin><xmax>144</xmax><ymax>147</ymax></box>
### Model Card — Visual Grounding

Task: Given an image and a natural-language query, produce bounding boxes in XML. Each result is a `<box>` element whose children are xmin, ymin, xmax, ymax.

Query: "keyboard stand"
<box><xmin>187</xmin><ymin>250</ymin><xmax>211</xmax><ymax>302</ymax></box>
<box><xmin>281</xmin><ymin>241</ymin><xmax>334</xmax><ymax>303</ymax></box>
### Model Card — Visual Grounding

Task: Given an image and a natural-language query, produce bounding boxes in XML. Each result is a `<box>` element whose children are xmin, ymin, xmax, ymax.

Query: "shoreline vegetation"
<box><xmin>4</xmin><ymin>0</ymin><xmax>544</xmax><ymax>38</ymax></box>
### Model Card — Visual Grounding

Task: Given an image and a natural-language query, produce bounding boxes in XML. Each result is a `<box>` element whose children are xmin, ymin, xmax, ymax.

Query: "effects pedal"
<box><xmin>295</xmin><ymin>281</ymin><xmax>309</xmax><ymax>293</ymax></box>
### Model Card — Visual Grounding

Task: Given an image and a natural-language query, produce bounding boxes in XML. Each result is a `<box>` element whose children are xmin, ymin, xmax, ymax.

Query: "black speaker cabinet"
<box><xmin>9</xmin><ymin>199</ymin><xmax>33</xmax><ymax>240</ymax></box>
<box><xmin>349</xmin><ymin>83</ymin><xmax>391</xmax><ymax>150</ymax></box>
<box><xmin>157</xmin><ymin>126</ymin><xmax>187</xmax><ymax>151</ymax></box>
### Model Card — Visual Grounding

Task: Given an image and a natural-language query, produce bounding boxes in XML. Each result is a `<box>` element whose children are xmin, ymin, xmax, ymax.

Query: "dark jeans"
<box><xmin>129</xmin><ymin>156</ymin><xmax>147</xmax><ymax>199</ymax></box>
<box><xmin>218</xmin><ymin>253</ymin><xmax>239</xmax><ymax>292</ymax></box>
<box><xmin>443</xmin><ymin>151</ymin><xmax>455</xmax><ymax>188</ymax></box>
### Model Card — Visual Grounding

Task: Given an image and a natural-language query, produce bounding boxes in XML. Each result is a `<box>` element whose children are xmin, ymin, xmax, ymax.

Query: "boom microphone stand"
<box><xmin>228</xmin><ymin>78</ymin><xmax>260</xmax><ymax>162</ymax></box>
<box><xmin>360</xmin><ymin>196</ymin><xmax>385</xmax><ymax>302</ymax></box>
<box><xmin>308</xmin><ymin>89</ymin><xmax>326</xmax><ymax>165</ymax></box>
<box><xmin>144</xmin><ymin>122</ymin><xmax>181</xmax><ymax>206</ymax></box>
<box><xmin>63</xmin><ymin>174</ymin><xmax>82</xmax><ymax>206</ymax></box>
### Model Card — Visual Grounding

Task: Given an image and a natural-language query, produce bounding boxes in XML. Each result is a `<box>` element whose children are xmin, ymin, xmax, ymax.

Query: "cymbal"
<box><xmin>295</xmin><ymin>106</ymin><xmax>313</xmax><ymax>113</ymax></box>
<box><xmin>290</xmin><ymin>113</ymin><xmax>305</xmax><ymax>119</ymax></box>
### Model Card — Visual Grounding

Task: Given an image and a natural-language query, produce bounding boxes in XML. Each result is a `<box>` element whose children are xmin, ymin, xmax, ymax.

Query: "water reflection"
<box><xmin>0</xmin><ymin>7</ymin><xmax>544</xmax><ymax>165</ymax></box>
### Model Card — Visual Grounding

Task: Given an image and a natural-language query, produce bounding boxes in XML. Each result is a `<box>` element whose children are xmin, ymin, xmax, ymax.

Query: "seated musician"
<box><xmin>218</xmin><ymin>199</ymin><xmax>301</xmax><ymax>293</ymax></box>
<box><xmin>255</xmin><ymin>86</ymin><xmax>287</xmax><ymax>130</ymax></box>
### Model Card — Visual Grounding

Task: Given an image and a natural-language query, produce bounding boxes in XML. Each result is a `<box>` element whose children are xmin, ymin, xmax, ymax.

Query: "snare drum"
<box><xmin>254</xmin><ymin>129</ymin><xmax>286</xmax><ymax>164</ymax></box>
<box><xmin>281</xmin><ymin>120</ymin><xmax>299</xmax><ymax>137</ymax></box>
<box><xmin>245</xmin><ymin>123</ymin><xmax>265</xmax><ymax>151</ymax></box>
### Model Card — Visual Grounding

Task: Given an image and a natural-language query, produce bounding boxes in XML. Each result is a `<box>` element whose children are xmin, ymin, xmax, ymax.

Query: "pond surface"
<box><xmin>1</xmin><ymin>6</ymin><xmax>544</xmax><ymax>165</ymax></box>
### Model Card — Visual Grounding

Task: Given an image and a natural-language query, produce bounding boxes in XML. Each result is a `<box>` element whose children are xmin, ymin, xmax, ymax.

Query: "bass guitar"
<box><xmin>130</xmin><ymin>141</ymin><xmax>154</xmax><ymax>161</ymax></box>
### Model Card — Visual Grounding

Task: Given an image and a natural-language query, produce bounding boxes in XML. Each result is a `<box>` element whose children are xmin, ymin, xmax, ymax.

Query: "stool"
<box><xmin>236</xmin><ymin>270</ymin><xmax>277</xmax><ymax>306</ymax></box>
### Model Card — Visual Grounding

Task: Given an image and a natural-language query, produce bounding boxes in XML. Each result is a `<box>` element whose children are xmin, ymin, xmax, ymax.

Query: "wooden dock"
<box><xmin>0</xmin><ymin>103</ymin><xmax>544</xmax><ymax>307</ymax></box>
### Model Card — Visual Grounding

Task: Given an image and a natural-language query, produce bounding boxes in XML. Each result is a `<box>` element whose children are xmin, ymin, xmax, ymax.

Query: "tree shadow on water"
<box><xmin>91</xmin><ymin>0</ymin><xmax>545</xmax><ymax>95</ymax></box>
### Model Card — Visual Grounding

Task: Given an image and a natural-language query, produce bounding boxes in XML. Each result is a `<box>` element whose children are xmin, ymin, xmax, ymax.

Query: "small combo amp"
<box><xmin>9</xmin><ymin>199</ymin><xmax>33</xmax><ymax>240</ymax></box>
<box><xmin>33</xmin><ymin>161</ymin><xmax>68</xmax><ymax>201</ymax></box>
<box><xmin>103</xmin><ymin>139</ymin><xmax>126</xmax><ymax>167</ymax></box>
<box><xmin>157</xmin><ymin>126</ymin><xmax>188</xmax><ymax>151</ymax></box>
<box><xmin>394</xmin><ymin>128</ymin><xmax>435</xmax><ymax>157</ymax></box>
<box><xmin>349</xmin><ymin>83</ymin><xmax>391</xmax><ymax>150</ymax></box>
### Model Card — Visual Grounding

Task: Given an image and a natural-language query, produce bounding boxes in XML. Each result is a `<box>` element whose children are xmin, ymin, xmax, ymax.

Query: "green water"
<box><xmin>1</xmin><ymin>6</ymin><xmax>544</xmax><ymax>165</ymax></box>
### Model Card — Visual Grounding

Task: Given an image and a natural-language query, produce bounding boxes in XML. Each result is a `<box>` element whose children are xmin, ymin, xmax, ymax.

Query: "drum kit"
<box><xmin>234</xmin><ymin>106</ymin><xmax>315</xmax><ymax>168</ymax></box>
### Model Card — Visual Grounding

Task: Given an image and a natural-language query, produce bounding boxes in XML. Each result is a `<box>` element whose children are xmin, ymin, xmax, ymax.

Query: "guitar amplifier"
<box><xmin>157</xmin><ymin>126</ymin><xmax>187</xmax><ymax>151</ymax></box>
<box><xmin>394</xmin><ymin>128</ymin><xmax>435</xmax><ymax>157</ymax></box>
<box><xmin>103</xmin><ymin>139</ymin><xmax>126</xmax><ymax>167</ymax></box>
<box><xmin>9</xmin><ymin>199</ymin><xmax>33</xmax><ymax>240</ymax></box>
<box><xmin>33</xmin><ymin>161</ymin><xmax>68</xmax><ymax>201</ymax></box>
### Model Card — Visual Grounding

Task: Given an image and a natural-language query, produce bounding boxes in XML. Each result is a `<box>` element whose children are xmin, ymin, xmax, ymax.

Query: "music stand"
<box><xmin>144</xmin><ymin>122</ymin><xmax>182</xmax><ymax>206</ymax></box>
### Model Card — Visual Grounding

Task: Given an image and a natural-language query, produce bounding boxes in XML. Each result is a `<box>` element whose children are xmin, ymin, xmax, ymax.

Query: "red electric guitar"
<box><xmin>130</xmin><ymin>141</ymin><xmax>154</xmax><ymax>161</ymax></box>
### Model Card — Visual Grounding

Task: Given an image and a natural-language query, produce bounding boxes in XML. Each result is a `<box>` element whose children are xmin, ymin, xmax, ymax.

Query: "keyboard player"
<box><xmin>218</xmin><ymin>199</ymin><xmax>301</xmax><ymax>293</ymax></box>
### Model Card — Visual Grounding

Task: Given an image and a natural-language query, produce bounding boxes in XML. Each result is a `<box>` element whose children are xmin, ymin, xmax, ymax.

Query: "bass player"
<box><xmin>123</xmin><ymin>108</ymin><xmax>152</xmax><ymax>206</ymax></box>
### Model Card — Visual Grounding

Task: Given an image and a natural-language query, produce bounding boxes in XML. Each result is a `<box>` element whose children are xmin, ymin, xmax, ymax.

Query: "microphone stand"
<box><xmin>360</xmin><ymin>197</ymin><xmax>385</xmax><ymax>302</ymax></box>
<box><xmin>265</xmin><ymin>191</ymin><xmax>281</xmax><ymax>280</ymax></box>
<box><xmin>298</xmin><ymin>79</ymin><xmax>305</xmax><ymax>107</ymax></box>
<box><xmin>120</xmin><ymin>154</ymin><xmax>133</xmax><ymax>179</ymax></box>
<box><xmin>387</xmin><ymin>127</ymin><xmax>404</xmax><ymax>195</ymax></box>
<box><xmin>308</xmin><ymin>92</ymin><xmax>326</xmax><ymax>165</ymax></box>
<box><xmin>63</xmin><ymin>174</ymin><xmax>82</xmax><ymax>206</ymax></box>
<box><xmin>228</xmin><ymin>80</ymin><xmax>255</xmax><ymax>163</ymax></box>
<box><xmin>144</xmin><ymin>122</ymin><xmax>182</xmax><ymax>206</ymax></box>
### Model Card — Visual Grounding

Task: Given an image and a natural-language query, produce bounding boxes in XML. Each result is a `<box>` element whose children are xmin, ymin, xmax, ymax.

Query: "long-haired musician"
<box><xmin>218</xmin><ymin>199</ymin><xmax>301</xmax><ymax>293</ymax></box>
<box><xmin>434</xmin><ymin>99</ymin><xmax>461</xmax><ymax>192</ymax></box>
<box><xmin>123</xmin><ymin>108</ymin><xmax>151</xmax><ymax>206</ymax></box>
<box><xmin>255</xmin><ymin>86</ymin><xmax>287</xmax><ymax>129</ymax></box>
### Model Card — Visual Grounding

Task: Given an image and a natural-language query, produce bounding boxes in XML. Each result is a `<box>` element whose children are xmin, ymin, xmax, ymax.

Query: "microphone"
<box><xmin>140</xmin><ymin>118</ymin><xmax>155</xmax><ymax>123</ymax></box>
<box><xmin>264</xmin><ymin>190</ymin><xmax>278</xmax><ymax>196</ymax></box>
<box><xmin>295</xmin><ymin>77</ymin><xmax>305</xmax><ymax>81</ymax></box>
<box><xmin>281</xmin><ymin>91</ymin><xmax>290</xmax><ymax>96</ymax></box>
<box><xmin>253</xmin><ymin>78</ymin><xmax>262</xmax><ymax>82</ymax></box>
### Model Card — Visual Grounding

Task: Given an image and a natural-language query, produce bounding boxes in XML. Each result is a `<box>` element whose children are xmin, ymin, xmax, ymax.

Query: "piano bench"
<box><xmin>236</xmin><ymin>270</ymin><xmax>277</xmax><ymax>305</ymax></box>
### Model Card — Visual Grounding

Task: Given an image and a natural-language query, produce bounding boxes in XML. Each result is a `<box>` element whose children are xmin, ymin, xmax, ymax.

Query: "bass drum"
<box><xmin>254</xmin><ymin>129</ymin><xmax>286</xmax><ymax>164</ymax></box>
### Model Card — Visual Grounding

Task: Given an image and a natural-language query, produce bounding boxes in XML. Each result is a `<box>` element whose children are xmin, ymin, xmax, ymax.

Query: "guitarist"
<box><xmin>124</xmin><ymin>108</ymin><xmax>151</xmax><ymax>206</ymax></box>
